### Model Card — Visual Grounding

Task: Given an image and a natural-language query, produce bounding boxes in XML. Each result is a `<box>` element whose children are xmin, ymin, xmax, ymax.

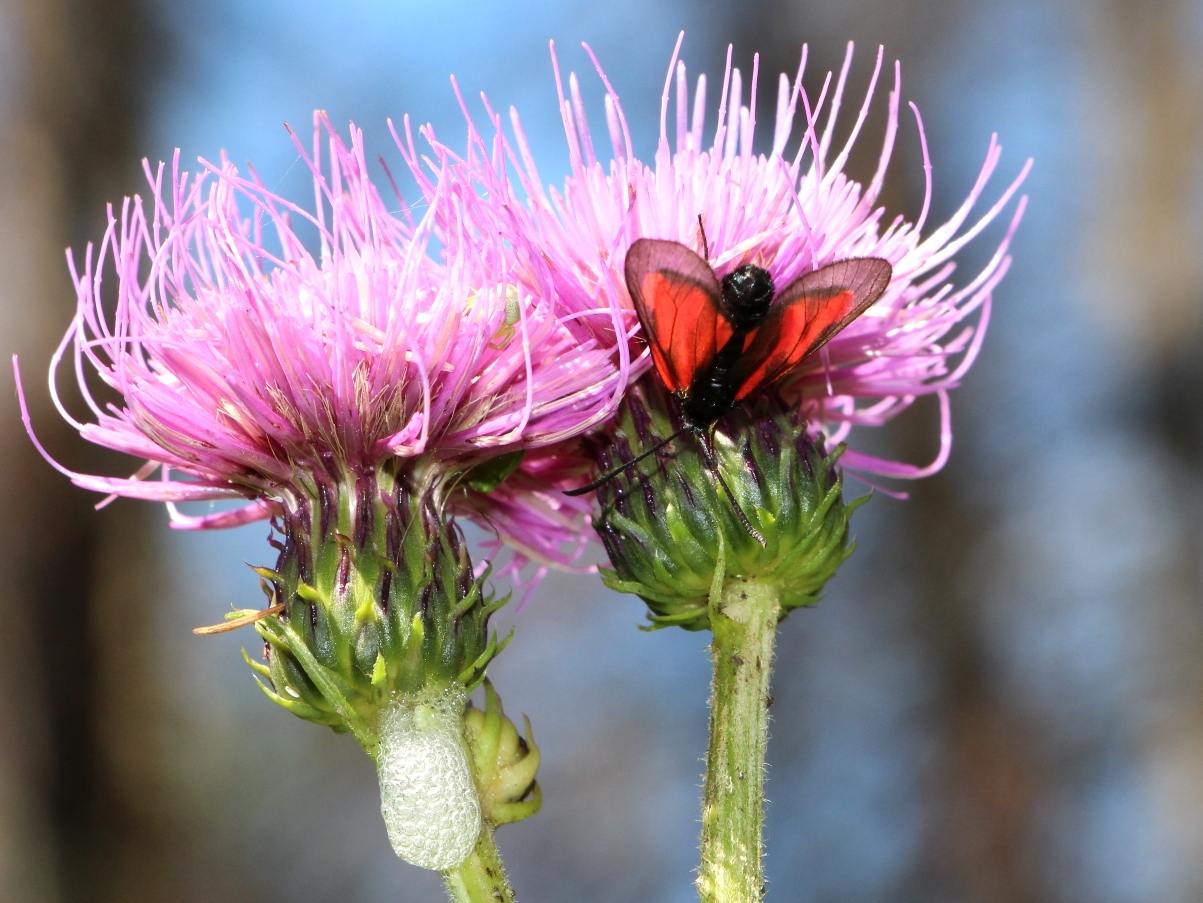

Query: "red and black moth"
<box><xmin>567</xmin><ymin>236</ymin><xmax>892</xmax><ymax>543</ymax></box>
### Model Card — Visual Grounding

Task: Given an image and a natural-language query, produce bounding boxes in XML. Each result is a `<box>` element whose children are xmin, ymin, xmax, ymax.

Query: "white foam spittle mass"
<box><xmin>376</xmin><ymin>686</ymin><xmax>481</xmax><ymax>871</ymax></box>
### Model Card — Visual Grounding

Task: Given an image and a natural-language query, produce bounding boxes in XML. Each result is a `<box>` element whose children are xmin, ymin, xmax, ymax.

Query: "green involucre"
<box><xmin>592</xmin><ymin>379</ymin><xmax>862</xmax><ymax>630</ymax></box>
<box><xmin>244</xmin><ymin>466</ymin><xmax>508</xmax><ymax>758</ymax></box>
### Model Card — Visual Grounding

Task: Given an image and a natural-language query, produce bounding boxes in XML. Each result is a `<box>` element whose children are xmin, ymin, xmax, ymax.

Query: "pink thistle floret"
<box><xmin>455</xmin><ymin>36</ymin><xmax>1030</xmax><ymax>484</ymax></box>
<box><xmin>18</xmin><ymin>113</ymin><xmax>627</xmax><ymax>537</ymax></box>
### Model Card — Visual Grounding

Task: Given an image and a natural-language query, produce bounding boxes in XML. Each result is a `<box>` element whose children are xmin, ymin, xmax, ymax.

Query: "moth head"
<box><xmin>720</xmin><ymin>264</ymin><xmax>774</xmax><ymax>328</ymax></box>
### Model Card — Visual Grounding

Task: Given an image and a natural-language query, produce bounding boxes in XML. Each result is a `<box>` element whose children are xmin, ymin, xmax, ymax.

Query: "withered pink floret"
<box><xmin>18</xmin><ymin>114</ymin><xmax>628</xmax><ymax>554</ymax></box>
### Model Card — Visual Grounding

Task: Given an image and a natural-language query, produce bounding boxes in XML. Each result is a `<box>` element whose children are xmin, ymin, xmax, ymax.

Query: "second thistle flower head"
<box><xmin>451</xmin><ymin>36</ymin><xmax>1029</xmax><ymax>619</ymax></box>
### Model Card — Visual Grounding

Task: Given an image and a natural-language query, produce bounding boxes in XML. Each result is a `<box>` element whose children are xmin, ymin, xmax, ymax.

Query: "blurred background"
<box><xmin>2</xmin><ymin>0</ymin><xmax>1202</xmax><ymax>901</ymax></box>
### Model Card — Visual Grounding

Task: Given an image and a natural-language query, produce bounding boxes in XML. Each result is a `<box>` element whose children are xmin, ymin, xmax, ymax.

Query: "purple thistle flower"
<box><xmin>14</xmin><ymin>114</ymin><xmax>605</xmax><ymax>864</ymax></box>
<box><xmin>17</xmin><ymin>113</ymin><xmax>627</xmax><ymax>535</ymax></box>
<box><xmin>440</xmin><ymin>36</ymin><xmax>1030</xmax><ymax>485</ymax></box>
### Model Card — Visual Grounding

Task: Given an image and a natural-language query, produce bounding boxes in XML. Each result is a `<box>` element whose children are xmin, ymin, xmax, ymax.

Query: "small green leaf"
<box><xmin>463</xmin><ymin>450</ymin><xmax>526</xmax><ymax>494</ymax></box>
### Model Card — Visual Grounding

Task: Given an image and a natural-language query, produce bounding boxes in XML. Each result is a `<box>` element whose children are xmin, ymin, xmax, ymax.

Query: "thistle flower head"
<box><xmin>466</xmin><ymin>36</ymin><xmax>1029</xmax><ymax>482</ymax></box>
<box><xmin>12</xmin><ymin>113</ymin><xmax>624</xmax><ymax>871</ymax></box>
<box><xmin>21</xmin><ymin>112</ymin><xmax>626</xmax><ymax>528</ymax></box>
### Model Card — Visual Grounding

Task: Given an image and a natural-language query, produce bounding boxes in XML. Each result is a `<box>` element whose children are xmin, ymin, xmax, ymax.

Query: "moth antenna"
<box><xmin>698</xmin><ymin>433</ymin><xmax>767</xmax><ymax>547</ymax></box>
<box><xmin>698</xmin><ymin>213</ymin><xmax>711</xmax><ymax>261</ymax></box>
<box><xmin>563</xmin><ymin>427</ymin><xmax>689</xmax><ymax>496</ymax></box>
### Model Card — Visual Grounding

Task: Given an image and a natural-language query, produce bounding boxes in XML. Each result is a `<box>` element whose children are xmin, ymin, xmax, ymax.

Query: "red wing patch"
<box><xmin>730</xmin><ymin>257</ymin><xmax>892</xmax><ymax>401</ymax></box>
<box><xmin>625</xmin><ymin>239</ymin><xmax>730</xmax><ymax>392</ymax></box>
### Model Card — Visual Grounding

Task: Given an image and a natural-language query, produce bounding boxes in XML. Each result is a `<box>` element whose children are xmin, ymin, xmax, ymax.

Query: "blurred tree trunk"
<box><xmin>1087</xmin><ymin>2</ymin><xmax>1203</xmax><ymax>899</ymax></box>
<box><xmin>1076</xmin><ymin>0</ymin><xmax>1203</xmax><ymax>359</ymax></box>
<box><xmin>0</xmin><ymin>0</ymin><xmax>169</xmax><ymax>901</ymax></box>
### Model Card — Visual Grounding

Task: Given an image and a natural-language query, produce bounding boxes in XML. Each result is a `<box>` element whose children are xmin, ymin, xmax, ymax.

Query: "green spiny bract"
<box><xmin>592</xmin><ymin>379</ymin><xmax>862</xmax><ymax>631</ymax></box>
<box><xmin>244</xmin><ymin>465</ymin><xmax>507</xmax><ymax>758</ymax></box>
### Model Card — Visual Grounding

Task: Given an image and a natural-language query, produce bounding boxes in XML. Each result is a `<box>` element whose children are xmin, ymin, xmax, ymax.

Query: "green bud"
<box><xmin>591</xmin><ymin>379</ymin><xmax>862</xmax><ymax>631</ymax></box>
<box><xmin>463</xmin><ymin>680</ymin><xmax>542</xmax><ymax>826</ymax></box>
<box><xmin>244</xmin><ymin>466</ymin><xmax>508</xmax><ymax>759</ymax></box>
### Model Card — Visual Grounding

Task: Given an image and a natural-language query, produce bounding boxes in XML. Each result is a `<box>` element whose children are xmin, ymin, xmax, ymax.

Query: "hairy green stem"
<box><xmin>441</xmin><ymin>826</ymin><xmax>516</xmax><ymax>903</ymax></box>
<box><xmin>698</xmin><ymin>579</ymin><xmax>780</xmax><ymax>903</ymax></box>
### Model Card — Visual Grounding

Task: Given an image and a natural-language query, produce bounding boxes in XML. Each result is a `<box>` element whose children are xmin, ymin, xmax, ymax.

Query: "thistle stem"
<box><xmin>697</xmin><ymin>579</ymin><xmax>780</xmax><ymax>903</ymax></box>
<box><xmin>441</xmin><ymin>826</ymin><xmax>516</xmax><ymax>903</ymax></box>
